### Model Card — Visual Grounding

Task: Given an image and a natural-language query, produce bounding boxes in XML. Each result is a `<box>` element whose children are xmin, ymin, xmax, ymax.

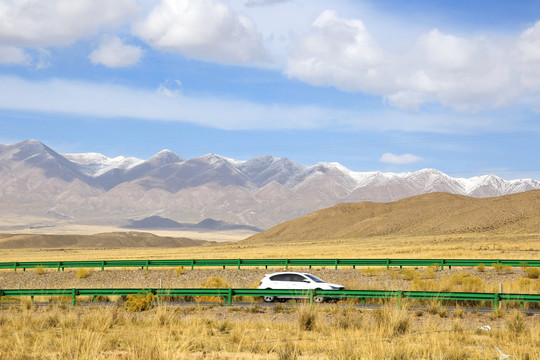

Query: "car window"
<box><xmin>290</xmin><ymin>274</ymin><xmax>307</xmax><ymax>282</ymax></box>
<box><xmin>269</xmin><ymin>274</ymin><xmax>289</xmax><ymax>281</ymax></box>
<box><xmin>304</xmin><ymin>274</ymin><xmax>325</xmax><ymax>283</ymax></box>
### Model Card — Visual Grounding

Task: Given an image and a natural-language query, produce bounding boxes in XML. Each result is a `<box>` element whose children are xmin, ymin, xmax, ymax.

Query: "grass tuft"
<box><xmin>124</xmin><ymin>292</ymin><xmax>154</xmax><ymax>312</ymax></box>
<box><xmin>75</xmin><ymin>268</ymin><xmax>91</xmax><ymax>279</ymax></box>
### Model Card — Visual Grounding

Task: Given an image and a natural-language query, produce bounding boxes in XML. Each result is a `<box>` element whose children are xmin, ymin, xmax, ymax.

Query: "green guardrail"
<box><xmin>0</xmin><ymin>258</ymin><xmax>538</xmax><ymax>272</ymax></box>
<box><xmin>0</xmin><ymin>288</ymin><xmax>538</xmax><ymax>310</ymax></box>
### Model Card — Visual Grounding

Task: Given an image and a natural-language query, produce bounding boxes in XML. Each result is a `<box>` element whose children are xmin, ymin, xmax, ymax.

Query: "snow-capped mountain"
<box><xmin>63</xmin><ymin>152</ymin><xmax>144</xmax><ymax>177</ymax></box>
<box><xmin>1</xmin><ymin>139</ymin><xmax>539</xmax><ymax>229</ymax></box>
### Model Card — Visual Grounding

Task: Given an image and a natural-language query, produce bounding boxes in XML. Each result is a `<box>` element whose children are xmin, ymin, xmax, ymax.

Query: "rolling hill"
<box><xmin>245</xmin><ymin>190</ymin><xmax>540</xmax><ymax>243</ymax></box>
<box><xmin>0</xmin><ymin>232</ymin><xmax>212</xmax><ymax>249</ymax></box>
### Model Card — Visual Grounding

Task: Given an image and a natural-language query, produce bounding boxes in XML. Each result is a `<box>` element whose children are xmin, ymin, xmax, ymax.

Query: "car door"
<box><xmin>288</xmin><ymin>274</ymin><xmax>311</xmax><ymax>292</ymax></box>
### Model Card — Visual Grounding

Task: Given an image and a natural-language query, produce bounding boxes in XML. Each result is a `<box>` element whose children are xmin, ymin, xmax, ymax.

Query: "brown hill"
<box><xmin>0</xmin><ymin>231</ymin><xmax>211</xmax><ymax>249</ymax></box>
<box><xmin>245</xmin><ymin>190</ymin><xmax>540</xmax><ymax>243</ymax></box>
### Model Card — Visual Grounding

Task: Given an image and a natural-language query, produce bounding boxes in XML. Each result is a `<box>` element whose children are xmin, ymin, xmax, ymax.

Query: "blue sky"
<box><xmin>0</xmin><ymin>0</ymin><xmax>539</xmax><ymax>180</ymax></box>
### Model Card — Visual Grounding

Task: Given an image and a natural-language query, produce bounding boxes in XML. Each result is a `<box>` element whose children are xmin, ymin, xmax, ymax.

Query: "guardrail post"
<box><xmin>72</xmin><ymin>288</ymin><xmax>76</xmax><ymax>306</ymax></box>
<box><xmin>227</xmin><ymin>288</ymin><xmax>233</xmax><ymax>306</ymax></box>
<box><xmin>386</xmin><ymin>258</ymin><xmax>390</xmax><ymax>270</ymax></box>
<box><xmin>191</xmin><ymin>259</ymin><xmax>194</xmax><ymax>270</ymax></box>
<box><xmin>440</xmin><ymin>259</ymin><xmax>444</xmax><ymax>271</ymax></box>
<box><xmin>101</xmin><ymin>261</ymin><xmax>105</xmax><ymax>271</ymax></box>
<box><xmin>309</xmin><ymin>289</ymin><xmax>314</xmax><ymax>305</ymax></box>
<box><xmin>237</xmin><ymin>258</ymin><xmax>241</xmax><ymax>270</ymax></box>
<box><xmin>334</xmin><ymin>258</ymin><xmax>338</xmax><ymax>270</ymax></box>
<box><xmin>13</xmin><ymin>262</ymin><xmax>17</xmax><ymax>272</ymax></box>
<box><xmin>398</xmin><ymin>290</ymin><xmax>402</xmax><ymax>310</ymax></box>
<box><xmin>285</xmin><ymin>258</ymin><xmax>289</xmax><ymax>270</ymax></box>
<box><xmin>30</xmin><ymin>295</ymin><xmax>34</xmax><ymax>303</ymax></box>
<box><xmin>494</xmin><ymin>293</ymin><xmax>500</xmax><ymax>310</ymax></box>
<box><xmin>57</xmin><ymin>262</ymin><xmax>61</xmax><ymax>272</ymax></box>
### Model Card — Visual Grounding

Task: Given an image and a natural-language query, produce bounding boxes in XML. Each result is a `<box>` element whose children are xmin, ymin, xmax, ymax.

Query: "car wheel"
<box><xmin>314</xmin><ymin>289</ymin><xmax>325</xmax><ymax>303</ymax></box>
<box><xmin>263</xmin><ymin>288</ymin><xmax>275</xmax><ymax>303</ymax></box>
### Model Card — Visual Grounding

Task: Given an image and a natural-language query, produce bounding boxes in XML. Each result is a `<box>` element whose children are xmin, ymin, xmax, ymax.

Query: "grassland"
<box><xmin>1</xmin><ymin>190</ymin><xmax>539</xmax><ymax>359</ymax></box>
<box><xmin>1</xmin><ymin>232</ymin><xmax>537</xmax><ymax>262</ymax></box>
<box><xmin>0</xmin><ymin>301</ymin><xmax>538</xmax><ymax>360</ymax></box>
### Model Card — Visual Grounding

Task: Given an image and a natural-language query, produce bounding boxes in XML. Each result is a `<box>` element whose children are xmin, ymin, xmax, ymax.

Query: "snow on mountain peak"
<box><xmin>63</xmin><ymin>152</ymin><xmax>143</xmax><ymax>176</ymax></box>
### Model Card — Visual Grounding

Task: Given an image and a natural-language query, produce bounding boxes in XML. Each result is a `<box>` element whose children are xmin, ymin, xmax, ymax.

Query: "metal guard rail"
<box><xmin>0</xmin><ymin>258</ymin><xmax>539</xmax><ymax>271</ymax></box>
<box><xmin>0</xmin><ymin>288</ymin><xmax>538</xmax><ymax>310</ymax></box>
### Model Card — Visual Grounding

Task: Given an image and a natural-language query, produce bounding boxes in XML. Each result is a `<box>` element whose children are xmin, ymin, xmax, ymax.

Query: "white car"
<box><xmin>257</xmin><ymin>272</ymin><xmax>345</xmax><ymax>303</ymax></box>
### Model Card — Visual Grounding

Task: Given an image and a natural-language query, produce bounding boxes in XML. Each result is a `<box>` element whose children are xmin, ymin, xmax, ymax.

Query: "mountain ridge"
<box><xmin>1</xmin><ymin>139</ymin><xmax>539</xmax><ymax>229</ymax></box>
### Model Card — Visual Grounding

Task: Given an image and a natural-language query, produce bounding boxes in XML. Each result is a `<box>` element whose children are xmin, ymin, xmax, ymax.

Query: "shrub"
<box><xmin>476</xmin><ymin>263</ymin><xmax>485</xmax><ymax>272</ymax></box>
<box><xmin>493</xmin><ymin>263</ymin><xmax>503</xmax><ymax>273</ymax></box>
<box><xmin>297</xmin><ymin>305</ymin><xmax>317</xmax><ymax>331</ymax></box>
<box><xmin>124</xmin><ymin>292</ymin><xmax>154</xmax><ymax>312</ymax></box>
<box><xmin>174</xmin><ymin>266</ymin><xmax>185</xmax><ymax>275</ymax></box>
<box><xmin>35</xmin><ymin>265</ymin><xmax>45</xmax><ymax>275</ymax></box>
<box><xmin>524</xmin><ymin>267</ymin><xmax>540</xmax><ymax>279</ymax></box>
<box><xmin>200</xmin><ymin>276</ymin><xmax>230</xmax><ymax>288</ymax></box>
<box><xmin>76</xmin><ymin>268</ymin><xmax>91</xmax><ymax>279</ymax></box>
<box><xmin>197</xmin><ymin>276</ymin><xmax>230</xmax><ymax>303</ymax></box>
<box><xmin>506</xmin><ymin>311</ymin><xmax>526</xmax><ymax>335</ymax></box>
<box><xmin>401</xmin><ymin>269</ymin><xmax>420</xmax><ymax>280</ymax></box>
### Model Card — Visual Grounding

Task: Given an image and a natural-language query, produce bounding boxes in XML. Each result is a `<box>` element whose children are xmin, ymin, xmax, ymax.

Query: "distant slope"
<box><xmin>245</xmin><ymin>190</ymin><xmax>540</xmax><ymax>243</ymax></box>
<box><xmin>123</xmin><ymin>216</ymin><xmax>261</xmax><ymax>232</ymax></box>
<box><xmin>0</xmin><ymin>232</ymin><xmax>211</xmax><ymax>249</ymax></box>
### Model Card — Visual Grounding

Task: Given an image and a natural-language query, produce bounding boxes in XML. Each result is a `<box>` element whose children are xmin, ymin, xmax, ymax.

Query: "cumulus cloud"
<box><xmin>286</xmin><ymin>11</ymin><xmax>540</xmax><ymax>111</ymax></box>
<box><xmin>0</xmin><ymin>46</ymin><xmax>28</xmax><ymax>64</ymax></box>
<box><xmin>379</xmin><ymin>153</ymin><xmax>423</xmax><ymax>165</ymax></box>
<box><xmin>286</xmin><ymin>10</ymin><xmax>387</xmax><ymax>94</ymax></box>
<box><xmin>0</xmin><ymin>0</ymin><xmax>138</xmax><ymax>47</ymax></box>
<box><xmin>89</xmin><ymin>36</ymin><xmax>142</xmax><ymax>68</ymax></box>
<box><xmin>132</xmin><ymin>0</ymin><xmax>269</xmax><ymax>65</ymax></box>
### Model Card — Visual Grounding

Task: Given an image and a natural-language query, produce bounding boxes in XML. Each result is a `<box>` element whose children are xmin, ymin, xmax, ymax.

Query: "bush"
<box><xmin>524</xmin><ymin>267</ymin><xmax>540</xmax><ymax>279</ymax></box>
<box><xmin>197</xmin><ymin>276</ymin><xmax>230</xmax><ymax>303</ymax></box>
<box><xmin>297</xmin><ymin>305</ymin><xmax>317</xmax><ymax>331</ymax></box>
<box><xmin>175</xmin><ymin>266</ymin><xmax>185</xmax><ymax>275</ymax></box>
<box><xmin>506</xmin><ymin>311</ymin><xmax>526</xmax><ymax>335</ymax></box>
<box><xmin>124</xmin><ymin>292</ymin><xmax>154</xmax><ymax>312</ymax></box>
<box><xmin>200</xmin><ymin>276</ymin><xmax>230</xmax><ymax>288</ymax></box>
<box><xmin>35</xmin><ymin>265</ymin><xmax>45</xmax><ymax>275</ymax></box>
<box><xmin>76</xmin><ymin>268</ymin><xmax>91</xmax><ymax>279</ymax></box>
<box><xmin>476</xmin><ymin>263</ymin><xmax>485</xmax><ymax>272</ymax></box>
<box><xmin>493</xmin><ymin>263</ymin><xmax>503</xmax><ymax>273</ymax></box>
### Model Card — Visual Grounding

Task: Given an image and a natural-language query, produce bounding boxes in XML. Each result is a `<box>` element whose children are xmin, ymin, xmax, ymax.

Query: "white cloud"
<box><xmin>379</xmin><ymin>153</ymin><xmax>423</xmax><ymax>165</ymax></box>
<box><xmin>0</xmin><ymin>75</ymin><xmax>505</xmax><ymax>132</ymax></box>
<box><xmin>245</xmin><ymin>0</ymin><xmax>291</xmax><ymax>7</ymax></box>
<box><xmin>133</xmin><ymin>0</ymin><xmax>269</xmax><ymax>65</ymax></box>
<box><xmin>286</xmin><ymin>11</ymin><xmax>540</xmax><ymax>111</ymax></box>
<box><xmin>0</xmin><ymin>0</ymin><xmax>138</xmax><ymax>47</ymax></box>
<box><xmin>286</xmin><ymin>10</ymin><xmax>387</xmax><ymax>94</ymax></box>
<box><xmin>89</xmin><ymin>36</ymin><xmax>142</xmax><ymax>68</ymax></box>
<box><xmin>0</xmin><ymin>46</ymin><xmax>28</xmax><ymax>64</ymax></box>
<box><xmin>36</xmin><ymin>49</ymin><xmax>52</xmax><ymax>69</ymax></box>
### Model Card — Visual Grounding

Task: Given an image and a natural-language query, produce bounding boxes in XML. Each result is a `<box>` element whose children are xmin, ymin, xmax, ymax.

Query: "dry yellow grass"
<box><xmin>0</xmin><ymin>302</ymin><xmax>537</xmax><ymax>360</ymax></box>
<box><xmin>1</xmin><ymin>232</ymin><xmax>537</xmax><ymax>263</ymax></box>
<box><xmin>247</xmin><ymin>190</ymin><xmax>540</xmax><ymax>243</ymax></box>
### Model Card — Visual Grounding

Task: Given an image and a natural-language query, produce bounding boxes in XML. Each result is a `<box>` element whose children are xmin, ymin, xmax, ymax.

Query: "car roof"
<box><xmin>263</xmin><ymin>271</ymin><xmax>310</xmax><ymax>277</ymax></box>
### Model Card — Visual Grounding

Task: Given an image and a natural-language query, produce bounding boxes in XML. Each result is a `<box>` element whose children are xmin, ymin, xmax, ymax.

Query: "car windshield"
<box><xmin>304</xmin><ymin>274</ymin><xmax>325</xmax><ymax>283</ymax></box>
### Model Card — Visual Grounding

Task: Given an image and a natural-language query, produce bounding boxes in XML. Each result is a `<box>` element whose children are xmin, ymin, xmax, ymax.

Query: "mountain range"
<box><xmin>1</xmin><ymin>139</ymin><xmax>539</xmax><ymax>230</ymax></box>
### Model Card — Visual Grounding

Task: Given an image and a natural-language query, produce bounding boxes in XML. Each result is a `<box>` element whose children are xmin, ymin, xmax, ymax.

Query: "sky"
<box><xmin>0</xmin><ymin>0</ymin><xmax>539</xmax><ymax>180</ymax></box>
